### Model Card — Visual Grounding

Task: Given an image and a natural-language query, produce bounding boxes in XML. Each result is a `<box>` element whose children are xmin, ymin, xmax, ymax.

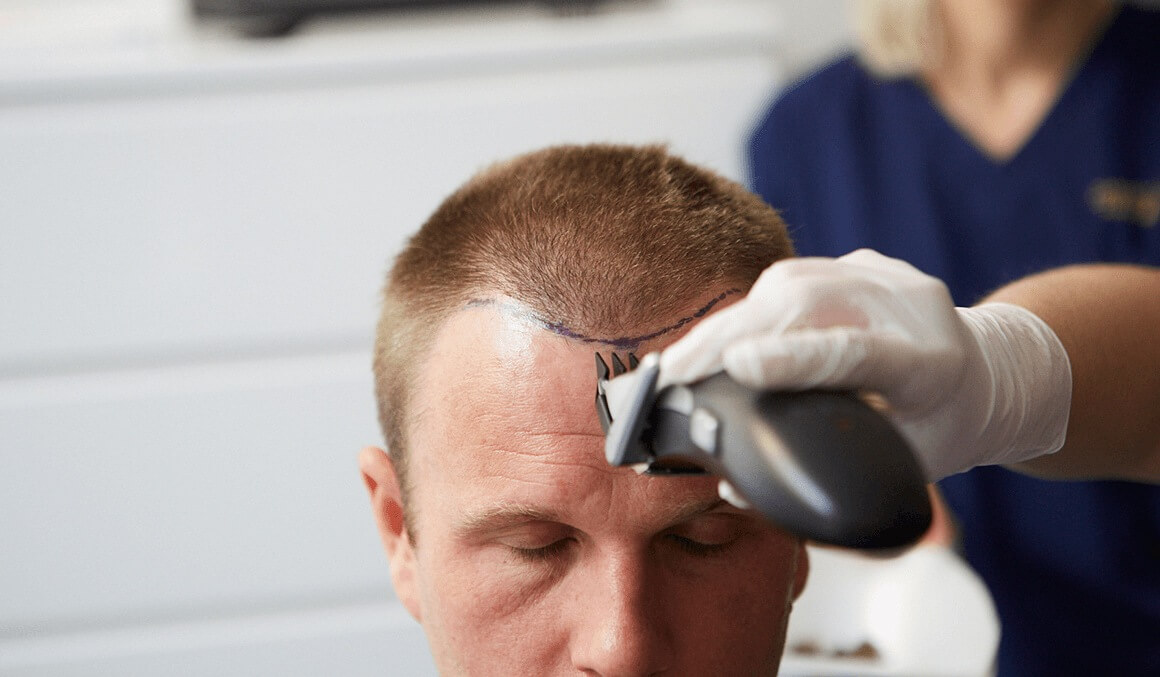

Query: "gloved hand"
<box><xmin>659</xmin><ymin>249</ymin><xmax>1072</xmax><ymax>481</ymax></box>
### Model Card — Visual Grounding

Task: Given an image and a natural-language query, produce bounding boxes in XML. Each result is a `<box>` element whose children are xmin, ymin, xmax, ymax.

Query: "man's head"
<box><xmin>360</xmin><ymin>144</ymin><xmax>805</xmax><ymax>675</ymax></box>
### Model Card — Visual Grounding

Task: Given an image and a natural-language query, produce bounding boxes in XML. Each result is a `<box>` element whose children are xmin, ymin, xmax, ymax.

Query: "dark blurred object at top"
<box><xmin>194</xmin><ymin>0</ymin><xmax>614</xmax><ymax>37</ymax></box>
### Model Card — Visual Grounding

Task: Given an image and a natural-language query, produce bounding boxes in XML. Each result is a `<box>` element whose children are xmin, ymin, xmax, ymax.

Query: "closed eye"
<box><xmin>663</xmin><ymin>511</ymin><xmax>751</xmax><ymax>557</ymax></box>
<box><xmin>665</xmin><ymin>533</ymin><xmax>734</xmax><ymax>557</ymax></box>
<box><xmin>509</xmin><ymin>538</ymin><xmax>574</xmax><ymax>562</ymax></box>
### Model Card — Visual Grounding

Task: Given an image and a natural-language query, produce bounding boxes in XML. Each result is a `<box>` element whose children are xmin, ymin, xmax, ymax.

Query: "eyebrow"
<box><xmin>455</xmin><ymin>497</ymin><xmax>731</xmax><ymax>537</ymax></box>
<box><xmin>456</xmin><ymin>505</ymin><xmax>563</xmax><ymax>536</ymax></box>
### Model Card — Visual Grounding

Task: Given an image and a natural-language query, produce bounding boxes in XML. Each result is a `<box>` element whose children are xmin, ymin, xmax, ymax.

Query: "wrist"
<box><xmin>956</xmin><ymin>303</ymin><xmax>1072</xmax><ymax>469</ymax></box>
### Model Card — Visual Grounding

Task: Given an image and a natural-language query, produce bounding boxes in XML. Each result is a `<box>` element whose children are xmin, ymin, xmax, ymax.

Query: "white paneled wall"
<box><xmin>0</xmin><ymin>1</ymin><xmax>812</xmax><ymax>673</ymax></box>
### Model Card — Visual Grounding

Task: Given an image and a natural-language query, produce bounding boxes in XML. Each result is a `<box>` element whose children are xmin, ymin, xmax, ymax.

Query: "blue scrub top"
<box><xmin>749</xmin><ymin>5</ymin><xmax>1160</xmax><ymax>675</ymax></box>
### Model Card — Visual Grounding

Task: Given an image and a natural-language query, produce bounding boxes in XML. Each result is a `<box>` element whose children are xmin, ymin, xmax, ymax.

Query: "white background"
<box><xmin>0</xmin><ymin>1</ymin><xmax>851</xmax><ymax>674</ymax></box>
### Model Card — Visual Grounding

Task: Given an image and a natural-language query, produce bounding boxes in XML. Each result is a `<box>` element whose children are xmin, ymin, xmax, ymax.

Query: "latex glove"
<box><xmin>659</xmin><ymin>249</ymin><xmax>1072</xmax><ymax>481</ymax></box>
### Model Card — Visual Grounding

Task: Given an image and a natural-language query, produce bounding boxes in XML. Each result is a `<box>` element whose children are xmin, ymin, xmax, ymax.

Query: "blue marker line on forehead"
<box><xmin>465</xmin><ymin>289</ymin><xmax>741</xmax><ymax>351</ymax></box>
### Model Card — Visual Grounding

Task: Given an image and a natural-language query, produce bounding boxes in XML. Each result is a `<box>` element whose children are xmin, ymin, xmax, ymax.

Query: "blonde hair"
<box><xmin>854</xmin><ymin>0</ymin><xmax>940</xmax><ymax>77</ymax></box>
<box><xmin>373</xmin><ymin>144</ymin><xmax>793</xmax><ymax>498</ymax></box>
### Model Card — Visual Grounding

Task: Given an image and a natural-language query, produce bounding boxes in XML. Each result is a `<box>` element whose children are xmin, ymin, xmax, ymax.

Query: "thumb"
<box><xmin>658</xmin><ymin>297</ymin><xmax>761</xmax><ymax>388</ymax></box>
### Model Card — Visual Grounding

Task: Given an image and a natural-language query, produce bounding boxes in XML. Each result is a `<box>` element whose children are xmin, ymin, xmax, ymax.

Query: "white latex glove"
<box><xmin>659</xmin><ymin>249</ymin><xmax>1072</xmax><ymax>481</ymax></box>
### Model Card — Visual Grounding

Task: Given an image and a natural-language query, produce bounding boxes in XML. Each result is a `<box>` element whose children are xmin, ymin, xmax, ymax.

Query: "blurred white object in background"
<box><xmin>0</xmin><ymin>0</ymin><xmax>186</xmax><ymax>53</ymax></box>
<box><xmin>781</xmin><ymin>544</ymin><xmax>1000</xmax><ymax>677</ymax></box>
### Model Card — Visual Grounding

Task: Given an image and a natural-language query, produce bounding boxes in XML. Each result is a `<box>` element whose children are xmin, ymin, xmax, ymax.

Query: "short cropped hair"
<box><xmin>373</xmin><ymin>144</ymin><xmax>793</xmax><ymax>498</ymax></box>
<box><xmin>854</xmin><ymin>0</ymin><xmax>940</xmax><ymax>77</ymax></box>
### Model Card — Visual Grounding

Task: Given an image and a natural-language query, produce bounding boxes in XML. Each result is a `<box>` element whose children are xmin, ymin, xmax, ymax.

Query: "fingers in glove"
<box><xmin>660</xmin><ymin>258</ymin><xmax>856</xmax><ymax>386</ymax></box>
<box><xmin>658</xmin><ymin>295</ymin><xmax>766</xmax><ymax>387</ymax></box>
<box><xmin>720</xmin><ymin>328</ymin><xmax>943</xmax><ymax>411</ymax></box>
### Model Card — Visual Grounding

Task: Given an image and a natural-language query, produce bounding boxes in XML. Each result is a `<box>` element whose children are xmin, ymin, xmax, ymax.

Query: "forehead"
<box><xmin>412</xmin><ymin>302</ymin><xmax>599</xmax><ymax>440</ymax></box>
<box><xmin>410</xmin><ymin>292</ymin><xmax>736</xmax><ymax>445</ymax></box>
<box><xmin>404</xmin><ymin>294</ymin><xmax>736</xmax><ymax>524</ymax></box>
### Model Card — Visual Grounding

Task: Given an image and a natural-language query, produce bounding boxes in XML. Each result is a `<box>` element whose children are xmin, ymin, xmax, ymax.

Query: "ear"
<box><xmin>359</xmin><ymin>445</ymin><xmax>422</xmax><ymax>621</ymax></box>
<box><xmin>791</xmin><ymin>540</ymin><xmax>810</xmax><ymax>601</ymax></box>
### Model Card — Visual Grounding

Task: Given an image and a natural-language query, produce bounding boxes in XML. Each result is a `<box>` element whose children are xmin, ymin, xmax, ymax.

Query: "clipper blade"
<box><xmin>594</xmin><ymin>351</ymin><xmax>639</xmax><ymax>434</ymax></box>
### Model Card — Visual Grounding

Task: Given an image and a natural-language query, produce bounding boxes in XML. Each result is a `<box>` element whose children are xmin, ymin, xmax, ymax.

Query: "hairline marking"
<box><xmin>464</xmin><ymin>289</ymin><xmax>742</xmax><ymax>350</ymax></box>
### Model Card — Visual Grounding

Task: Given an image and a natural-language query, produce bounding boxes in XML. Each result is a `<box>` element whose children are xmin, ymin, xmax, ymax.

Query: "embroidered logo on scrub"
<box><xmin>1087</xmin><ymin>179</ymin><xmax>1160</xmax><ymax>228</ymax></box>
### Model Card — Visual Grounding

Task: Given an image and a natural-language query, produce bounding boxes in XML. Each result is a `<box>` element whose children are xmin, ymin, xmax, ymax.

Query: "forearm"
<box><xmin>661</xmin><ymin>251</ymin><xmax>1160</xmax><ymax>483</ymax></box>
<box><xmin>985</xmin><ymin>265</ymin><xmax>1160</xmax><ymax>482</ymax></box>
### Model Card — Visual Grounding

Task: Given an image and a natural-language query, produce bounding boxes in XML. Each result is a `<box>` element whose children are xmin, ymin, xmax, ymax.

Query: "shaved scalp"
<box><xmin>374</xmin><ymin>144</ymin><xmax>793</xmax><ymax>502</ymax></box>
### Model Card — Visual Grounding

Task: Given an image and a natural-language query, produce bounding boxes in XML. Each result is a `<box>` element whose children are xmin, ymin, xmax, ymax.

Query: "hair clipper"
<box><xmin>595</xmin><ymin>352</ymin><xmax>931</xmax><ymax>549</ymax></box>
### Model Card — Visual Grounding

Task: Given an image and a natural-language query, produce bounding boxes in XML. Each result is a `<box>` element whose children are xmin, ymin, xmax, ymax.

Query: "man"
<box><xmin>359</xmin><ymin>144</ymin><xmax>808</xmax><ymax>675</ymax></box>
<box><xmin>360</xmin><ymin>141</ymin><xmax>1160</xmax><ymax>674</ymax></box>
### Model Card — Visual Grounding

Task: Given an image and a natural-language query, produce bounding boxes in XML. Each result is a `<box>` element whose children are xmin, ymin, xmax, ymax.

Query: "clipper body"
<box><xmin>595</xmin><ymin>352</ymin><xmax>931</xmax><ymax>549</ymax></box>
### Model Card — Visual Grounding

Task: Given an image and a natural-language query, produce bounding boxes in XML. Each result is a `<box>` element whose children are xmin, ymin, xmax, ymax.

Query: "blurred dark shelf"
<box><xmin>193</xmin><ymin>0</ymin><xmax>608</xmax><ymax>37</ymax></box>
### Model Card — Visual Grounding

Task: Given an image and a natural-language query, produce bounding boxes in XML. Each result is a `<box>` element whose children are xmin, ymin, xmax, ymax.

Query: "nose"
<box><xmin>571</xmin><ymin>550</ymin><xmax>673</xmax><ymax>676</ymax></box>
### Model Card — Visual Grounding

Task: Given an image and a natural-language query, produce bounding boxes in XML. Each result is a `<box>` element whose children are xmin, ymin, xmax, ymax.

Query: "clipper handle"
<box><xmin>652</xmin><ymin>374</ymin><xmax>932</xmax><ymax>549</ymax></box>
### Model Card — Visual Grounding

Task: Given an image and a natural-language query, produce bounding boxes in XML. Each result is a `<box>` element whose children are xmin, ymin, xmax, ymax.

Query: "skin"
<box><xmin>361</xmin><ymin>294</ymin><xmax>808</xmax><ymax>676</ymax></box>
<box><xmin>923</xmin><ymin>0</ymin><xmax>1116</xmax><ymax>160</ymax></box>
<box><xmin>988</xmin><ymin>265</ymin><xmax>1160</xmax><ymax>482</ymax></box>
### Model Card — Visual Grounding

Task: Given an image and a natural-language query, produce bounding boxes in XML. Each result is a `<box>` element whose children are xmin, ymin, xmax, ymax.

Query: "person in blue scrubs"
<box><xmin>746</xmin><ymin>0</ymin><xmax>1160</xmax><ymax>674</ymax></box>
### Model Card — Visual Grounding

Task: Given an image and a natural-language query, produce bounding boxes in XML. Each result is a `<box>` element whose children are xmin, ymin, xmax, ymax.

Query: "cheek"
<box><xmin>437</xmin><ymin>549</ymin><xmax>558</xmax><ymax>619</ymax></box>
<box><xmin>415</xmin><ymin>543</ymin><xmax>570</xmax><ymax>668</ymax></box>
<box><xmin>663</xmin><ymin>534</ymin><xmax>800</xmax><ymax>664</ymax></box>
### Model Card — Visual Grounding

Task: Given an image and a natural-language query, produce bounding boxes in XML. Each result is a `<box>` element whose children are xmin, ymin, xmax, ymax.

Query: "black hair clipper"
<box><xmin>595</xmin><ymin>352</ymin><xmax>931</xmax><ymax>549</ymax></box>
